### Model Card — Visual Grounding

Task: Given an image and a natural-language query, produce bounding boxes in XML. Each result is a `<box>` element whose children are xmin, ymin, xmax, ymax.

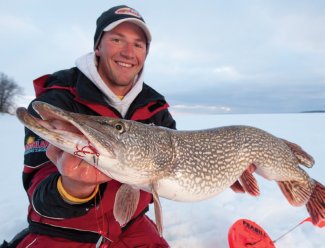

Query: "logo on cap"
<box><xmin>115</xmin><ymin>7</ymin><xmax>142</xmax><ymax>18</ymax></box>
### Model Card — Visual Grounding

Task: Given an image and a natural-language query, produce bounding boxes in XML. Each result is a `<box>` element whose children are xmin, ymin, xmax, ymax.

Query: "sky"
<box><xmin>1</xmin><ymin>0</ymin><xmax>325</xmax><ymax>114</ymax></box>
<box><xmin>1</xmin><ymin>112</ymin><xmax>324</xmax><ymax>247</ymax></box>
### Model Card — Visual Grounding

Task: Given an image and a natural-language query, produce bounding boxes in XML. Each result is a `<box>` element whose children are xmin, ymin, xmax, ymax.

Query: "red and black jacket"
<box><xmin>23</xmin><ymin>67</ymin><xmax>176</xmax><ymax>242</ymax></box>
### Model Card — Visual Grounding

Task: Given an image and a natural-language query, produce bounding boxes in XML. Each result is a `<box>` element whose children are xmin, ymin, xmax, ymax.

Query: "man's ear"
<box><xmin>95</xmin><ymin>47</ymin><xmax>100</xmax><ymax>56</ymax></box>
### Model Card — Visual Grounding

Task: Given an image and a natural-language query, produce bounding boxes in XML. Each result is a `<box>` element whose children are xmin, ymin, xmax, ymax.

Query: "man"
<box><xmin>6</xmin><ymin>5</ymin><xmax>175</xmax><ymax>247</ymax></box>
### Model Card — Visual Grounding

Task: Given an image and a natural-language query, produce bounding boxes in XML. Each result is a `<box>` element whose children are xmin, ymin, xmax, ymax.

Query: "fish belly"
<box><xmin>156</xmin><ymin>177</ymin><xmax>228</xmax><ymax>202</ymax></box>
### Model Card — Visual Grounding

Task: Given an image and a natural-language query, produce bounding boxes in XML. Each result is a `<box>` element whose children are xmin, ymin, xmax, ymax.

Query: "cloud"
<box><xmin>150</xmin><ymin>40</ymin><xmax>212</xmax><ymax>62</ymax></box>
<box><xmin>170</xmin><ymin>104</ymin><xmax>232</xmax><ymax>116</ymax></box>
<box><xmin>213</xmin><ymin>66</ymin><xmax>244</xmax><ymax>81</ymax></box>
<box><xmin>166</xmin><ymin>79</ymin><xmax>325</xmax><ymax>114</ymax></box>
<box><xmin>15</xmin><ymin>95</ymin><xmax>34</xmax><ymax>108</ymax></box>
<box><xmin>265</xmin><ymin>9</ymin><xmax>325</xmax><ymax>53</ymax></box>
<box><xmin>47</xmin><ymin>26</ymin><xmax>92</xmax><ymax>55</ymax></box>
<box><xmin>0</xmin><ymin>14</ymin><xmax>39</xmax><ymax>34</ymax></box>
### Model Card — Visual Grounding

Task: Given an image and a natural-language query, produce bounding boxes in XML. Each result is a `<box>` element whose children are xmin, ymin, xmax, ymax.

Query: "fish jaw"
<box><xmin>16</xmin><ymin>106</ymin><xmax>91</xmax><ymax>158</ymax></box>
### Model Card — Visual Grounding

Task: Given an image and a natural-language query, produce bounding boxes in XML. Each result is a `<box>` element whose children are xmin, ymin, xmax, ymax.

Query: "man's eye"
<box><xmin>112</xmin><ymin>38</ymin><xmax>121</xmax><ymax>43</ymax></box>
<box><xmin>135</xmin><ymin>42</ymin><xmax>145</xmax><ymax>49</ymax></box>
<box><xmin>135</xmin><ymin>43</ymin><xmax>143</xmax><ymax>48</ymax></box>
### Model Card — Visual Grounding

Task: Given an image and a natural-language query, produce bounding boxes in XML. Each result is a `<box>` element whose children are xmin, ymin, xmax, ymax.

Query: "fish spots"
<box><xmin>160</xmin><ymin>125</ymin><xmax>310</xmax><ymax>200</ymax></box>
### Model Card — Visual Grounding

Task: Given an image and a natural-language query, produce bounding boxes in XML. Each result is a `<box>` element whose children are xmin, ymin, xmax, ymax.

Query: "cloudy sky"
<box><xmin>1</xmin><ymin>0</ymin><xmax>325</xmax><ymax>114</ymax></box>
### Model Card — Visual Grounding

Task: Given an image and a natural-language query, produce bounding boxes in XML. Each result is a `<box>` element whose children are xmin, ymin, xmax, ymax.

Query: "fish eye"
<box><xmin>114</xmin><ymin>122</ymin><xmax>125</xmax><ymax>133</ymax></box>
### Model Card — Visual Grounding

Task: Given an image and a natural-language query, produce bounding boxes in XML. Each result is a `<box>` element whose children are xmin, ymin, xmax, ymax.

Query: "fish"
<box><xmin>16</xmin><ymin>101</ymin><xmax>325</xmax><ymax>235</ymax></box>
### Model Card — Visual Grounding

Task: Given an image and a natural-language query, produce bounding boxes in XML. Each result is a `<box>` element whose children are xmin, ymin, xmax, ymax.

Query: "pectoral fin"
<box><xmin>113</xmin><ymin>184</ymin><xmax>140</xmax><ymax>226</ymax></box>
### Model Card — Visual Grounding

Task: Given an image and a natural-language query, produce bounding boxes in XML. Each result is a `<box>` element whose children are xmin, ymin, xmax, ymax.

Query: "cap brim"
<box><xmin>101</xmin><ymin>18</ymin><xmax>151</xmax><ymax>43</ymax></box>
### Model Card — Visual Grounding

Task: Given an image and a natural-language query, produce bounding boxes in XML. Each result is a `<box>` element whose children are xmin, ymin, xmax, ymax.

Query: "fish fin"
<box><xmin>151</xmin><ymin>183</ymin><xmax>163</xmax><ymax>236</ymax></box>
<box><xmin>239</xmin><ymin>169</ymin><xmax>260</xmax><ymax>196</ymax></box>
<box><xmin>230</xmin><ymin>180</ymin><xmax>246</xmax><ymax>194</ymax></box>
<box><xmin>277</xmin><ymin>180</ymin><xmax>312</xmax><ymax>206</ymax></box>
<box><xmin>306</xmin><ymin>180</ymin><xmax>325</xmax><ymax>226</ymax></box>
<box><xmin>281</xmin><ymin>138</ymin><xmax>315</xmax><ymax>168</ymax></box>
<box><xmin>113</xmin><ymin>184</ymin><xmax>140</xmax><ymax>226</ymax></box>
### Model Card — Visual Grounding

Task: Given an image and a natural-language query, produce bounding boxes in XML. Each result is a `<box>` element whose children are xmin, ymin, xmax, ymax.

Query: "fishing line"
<box><xmin>92</xmin><ymin>154</ymin><xmax>110</xmax><ymax>247</ymax></box>
<box><xmin>272</xmin><ymin>217</ymin><xmax>310</xmax><ymax>244</ymax></box>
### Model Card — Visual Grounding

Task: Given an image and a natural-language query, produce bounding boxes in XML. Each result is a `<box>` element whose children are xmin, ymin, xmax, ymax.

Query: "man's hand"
<box><xmin>46</xmin><ymin>144</ymin><xmax>111</xmax><ymax>199</ymax></box>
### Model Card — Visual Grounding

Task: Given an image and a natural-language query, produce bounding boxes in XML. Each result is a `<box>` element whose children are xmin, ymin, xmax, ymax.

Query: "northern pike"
<box><xmin>16</xmin><ymin>102</ymin><xmax>325</xmax><ymax>235</ymax></box>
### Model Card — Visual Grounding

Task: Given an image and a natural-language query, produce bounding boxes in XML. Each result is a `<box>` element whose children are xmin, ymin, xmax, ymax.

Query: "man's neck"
<box><xmin>105</xmin><ymin>83</ymin><xmax>133</xmax><ymax>98</ymax></box>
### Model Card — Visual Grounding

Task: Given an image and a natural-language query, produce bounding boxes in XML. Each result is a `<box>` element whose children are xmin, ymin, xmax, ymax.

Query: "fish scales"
<box><xmin>158</xmin><ymin>125</ymin><xmax>305</xmax><ymax>199</ymax></box>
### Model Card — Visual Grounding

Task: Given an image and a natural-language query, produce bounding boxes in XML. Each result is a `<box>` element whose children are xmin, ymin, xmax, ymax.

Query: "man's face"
<box><xmin>95</xmin><ymin>22</ymin><xmax>147</xmax><ymax>94</ymax></box>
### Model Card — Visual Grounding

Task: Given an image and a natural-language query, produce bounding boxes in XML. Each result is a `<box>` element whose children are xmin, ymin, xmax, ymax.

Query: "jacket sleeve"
<box><xmin>149</xmin><ymin>107</ymin><xmax>176</xmax><ymax>130</ymax></box>
<box><xmin>160</xmin><ymin>109</ymin><xmax>176</xmax><ymax>129</ymax></box>
<box><xmin>23</xmin><ymin>90</ymin><xmax>98</xmax><ymax>219</ymax></box>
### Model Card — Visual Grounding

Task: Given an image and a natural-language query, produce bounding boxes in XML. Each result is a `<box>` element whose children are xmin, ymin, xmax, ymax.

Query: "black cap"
<box><xmin>94</xmin><ymin>5</ymin><xmax>152</xmax><ymax>50</ymax></box>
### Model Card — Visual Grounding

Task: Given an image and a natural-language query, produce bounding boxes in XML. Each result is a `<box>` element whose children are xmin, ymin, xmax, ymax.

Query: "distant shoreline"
<box><xmin>301</xmin><ymin>110</ymin><xmax>325</xmax><ymax>113</ymax></box>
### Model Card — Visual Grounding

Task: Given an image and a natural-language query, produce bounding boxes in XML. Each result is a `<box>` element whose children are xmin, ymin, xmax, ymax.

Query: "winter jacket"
<box><xmin>18</xmin><ymin>67</ymin><xmax>176</xmax><ymax>247</ymax></box>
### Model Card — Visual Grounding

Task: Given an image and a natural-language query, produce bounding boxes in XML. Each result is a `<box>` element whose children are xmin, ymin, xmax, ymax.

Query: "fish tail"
<box><xmin>277</xmin><ymin>180</ymin><xmax>313</xmax><ymax>207</ymax></box>
<box><xmin>281</xmin><ymin>138</ymin><xmax>315</xmax><ymax>168</ymax></box>
<box><xmin>306</xmin><ymin>180</ymin><xmax>325</xmax><ymax>226</ymax></box>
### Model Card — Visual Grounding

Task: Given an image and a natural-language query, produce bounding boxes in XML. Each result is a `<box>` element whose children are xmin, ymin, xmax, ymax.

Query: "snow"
<box><xmin>1</xmin><ymin>112</ymin><xmax>324</xmax><ymax>247</ymax></box>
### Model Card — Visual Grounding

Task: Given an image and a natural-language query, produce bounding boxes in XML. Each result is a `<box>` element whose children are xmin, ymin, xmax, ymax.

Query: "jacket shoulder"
<box><xmin>133</xmin><ymin>83</ymin><xmax>176</xmax><ymax>129</ymax></box>
<box><xmin>41</xmin><ymin>67</ymin><xmax>79</xmax><ymax>87</ymax></box>
<box><xmin>141</xmin><ymin>83</ymin><xmax>165</xmax><ymax>101</ymax></box>
<box><xmin>33</xmin><ymin>67</ymin><xmax>81</xmax><ymax>98</ymax></box>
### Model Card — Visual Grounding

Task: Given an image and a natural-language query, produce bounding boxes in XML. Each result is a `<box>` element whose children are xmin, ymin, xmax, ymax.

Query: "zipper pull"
<box><xmin>96</xmin><ymin>235</ymin><xmax>103</xmax><ymax>248</ymax></box>
<box><xmin>96</xmin><ymin>234</ymin><xmax>112</xmax><ymax>248</ymax></box>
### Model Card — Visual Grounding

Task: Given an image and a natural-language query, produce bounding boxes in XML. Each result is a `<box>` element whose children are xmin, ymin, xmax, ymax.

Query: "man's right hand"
<box><xmin>46</xmin><ymin>144</ymin><xmax>112</xmax><ymax>199</ymax></box>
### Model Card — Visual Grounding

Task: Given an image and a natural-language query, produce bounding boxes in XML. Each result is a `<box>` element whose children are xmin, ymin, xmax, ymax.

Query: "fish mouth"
<box><xmin>16</xmin><ymin>102</ymin><xmax>116</xmax><ymax>160</ymax></box>
<box><xmin>16</xmin><ymin>104</ymin><xmax>84</xmax><ymax>141</ymax></box>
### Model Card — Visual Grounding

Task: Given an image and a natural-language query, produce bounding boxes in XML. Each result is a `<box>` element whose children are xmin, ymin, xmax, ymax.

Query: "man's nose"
<box><xmin>120</xmin><ymin>42</ymin><xmax>135</xmax><ymax>58</ymax></box>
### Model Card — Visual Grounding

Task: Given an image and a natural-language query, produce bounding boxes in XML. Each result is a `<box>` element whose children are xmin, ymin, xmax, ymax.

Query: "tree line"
<box><xmin>0</xmin><ymin>72</ymin><xmax>23</xmax><ymax>114</ymax></box>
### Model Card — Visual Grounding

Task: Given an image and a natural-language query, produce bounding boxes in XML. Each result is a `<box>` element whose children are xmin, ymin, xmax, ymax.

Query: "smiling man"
<box><xmin>96</xmin><ymin>22</ymin><xmax>147</xmax><ymax>95</ymax></box>
<box><xmin>6</xmin><ymin>5</ymin><xmax>175</xmax><ymax>248</ymax></box>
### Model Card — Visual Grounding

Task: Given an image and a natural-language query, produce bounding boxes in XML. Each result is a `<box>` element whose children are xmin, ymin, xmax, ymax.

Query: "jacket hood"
<box><xmin>75</xmin><ymin>52</ymin><xmax>144</xmax><ymax>117</ymax></box>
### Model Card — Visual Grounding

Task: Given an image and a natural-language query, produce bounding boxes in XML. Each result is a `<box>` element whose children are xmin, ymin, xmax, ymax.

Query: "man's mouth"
<box><xmin>117</xmin><ymin>61</ymin><xmax>133</xmax><ymax>68</ymax></box>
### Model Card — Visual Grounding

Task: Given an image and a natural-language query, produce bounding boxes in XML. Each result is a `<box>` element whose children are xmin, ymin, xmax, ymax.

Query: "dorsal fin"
<box><xmin>281</xmin><ymin>138</ymin><xmax>315</xmax><ymax>168</ymax></box>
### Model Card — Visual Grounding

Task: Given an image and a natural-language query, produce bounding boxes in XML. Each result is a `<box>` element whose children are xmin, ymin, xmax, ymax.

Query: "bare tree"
<box><xmin>0</xmin><ymin>72</ymin><xmax>23</xmax><ymax>114</ymax></box>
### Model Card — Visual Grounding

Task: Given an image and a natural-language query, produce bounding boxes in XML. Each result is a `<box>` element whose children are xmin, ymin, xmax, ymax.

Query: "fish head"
<box><xmin>16</xmin><ymin>102</ymin><xmax>171</xmax><ymax>184</ymax></box>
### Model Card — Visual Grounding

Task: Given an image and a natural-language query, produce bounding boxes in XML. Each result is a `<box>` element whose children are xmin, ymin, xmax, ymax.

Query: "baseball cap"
<box><xmin>94</xmin><ymin>5</ymin><xmax>152</xmax><ymax>50</ymax></box>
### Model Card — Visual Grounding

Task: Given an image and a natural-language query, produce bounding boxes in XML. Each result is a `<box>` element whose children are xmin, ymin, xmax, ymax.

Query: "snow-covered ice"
<box><xmin>1</xmin><ymin>112</ymin><xmax>324</xmax><ymax>247</ymax></box>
